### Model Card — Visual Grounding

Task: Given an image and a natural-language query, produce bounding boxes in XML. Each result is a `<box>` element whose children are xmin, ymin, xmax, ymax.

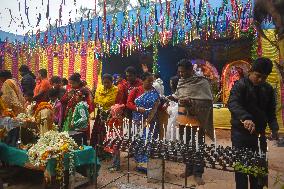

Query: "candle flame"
<box><xmin>197</xmin><ymin>127</ymin><xmax>199</xmax><ymax>131</ymax></box>
<box><xmin>258</xmin><ymin>134</ymin><xmax>260</xmax><ymax>137</ymax></box>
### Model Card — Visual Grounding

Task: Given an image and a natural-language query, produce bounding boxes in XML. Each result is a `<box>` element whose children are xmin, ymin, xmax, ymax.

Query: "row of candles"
<box><xmin>104</xmin><ymin>117</ymin><xmax>267</xmax><ymax>159</ymax></box>
<box><xmin>105</xmin><ymin>117</ymin><xmax>216</xmax><ymax>152</ymax></box>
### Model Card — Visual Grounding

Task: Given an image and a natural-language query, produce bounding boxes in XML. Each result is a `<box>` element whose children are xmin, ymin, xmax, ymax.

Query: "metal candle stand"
<box><xmin>93</xmin><ymin>134</ymin><xmax>267</xmax><ymax>189</ymax></box>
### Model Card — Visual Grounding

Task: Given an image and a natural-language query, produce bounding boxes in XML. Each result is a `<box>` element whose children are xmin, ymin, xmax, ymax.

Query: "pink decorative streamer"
<box><xmin>35</xmin><ymin>51</ymin><xmax>39</xmax><ymax>74</ymax></box>
<box><xmin>68</xmin><ymin>43</ymin><xmax>75</xmax><ymax>77</ymax></box>
<box><xmin>80</xmin><ymin>42</ymin><xmax>87</xmax><ymax>80</ymax></box>
<box><xmin>47</xmin><ymin>45</ymin><xmax>53</xmax><ymax>78</ymax></box>
<box><xmin>12</xmin><ymin>47</ymin><xmax>18</xmax><ymax>80</ymax></box>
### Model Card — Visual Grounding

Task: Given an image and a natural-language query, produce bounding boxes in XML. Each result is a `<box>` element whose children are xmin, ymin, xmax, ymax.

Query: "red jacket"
<box><xmin>126</xmin><ymin>86</ymin><xmax>144</xmax><ymax>111</ymax></box>
<box><xmin>116</xmin><ymin>79</ymin><xmax>142</xmax><ymax>105</ymax></box>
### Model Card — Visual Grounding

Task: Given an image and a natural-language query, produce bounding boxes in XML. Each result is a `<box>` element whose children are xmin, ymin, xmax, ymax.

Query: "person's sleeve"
<box><xmin>40</xmin><ymin>80</ymin><xmax>51</xmax><ymax>93</ymax></box>
<box><xmin>73</xmin><ymin>107</ymin><xmax>88</xmax><ymax>128</ymax></box>
<box><xmin>126</xmin><ymin>88</ymin><xmax>138</xmax><ymax>111</ymax></box>
<box><xmin>115</xmin><ymin>85</ymin><xmax>126</xmax><ymax>105</ymax></box>
<box><xmin>172</xmin><ymin>88</ymin><xmax>179</xmax><ymax>99</ymax></box>
<box><xmin>227</xmin><ymin>80</ymin><xmax>253</xmax><ymax>121</ymax></box>
<box><xmin>267</xmin><ymin>86</ymin><xmax>279</xmax><ymax>132</ymax></box>
<box><xmin>60</xmin><ymin>91</ymin><xmax>69</xmax><ymax>105</ymax></box>
<box><xmin>58</xmin><ymin>103</ymin><xmax>63</xmax><ymax>127</ymax></box>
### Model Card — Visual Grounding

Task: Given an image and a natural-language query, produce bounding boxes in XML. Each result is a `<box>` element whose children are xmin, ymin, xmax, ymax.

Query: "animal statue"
<box><xmin>253</xmin><ymin>0</ymin><xmax>284</xmax><ymax>78</ymax></box>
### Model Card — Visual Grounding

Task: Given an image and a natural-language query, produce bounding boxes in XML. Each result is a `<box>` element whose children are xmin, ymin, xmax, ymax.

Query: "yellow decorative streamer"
<box><xmin>4</xmin><ymin>48</ymin><xmax>12</xmax><ymax>71</ymax></box>
<box><xmin>74</xmin><ymin>42</ymin><xmax>81</xmax><ymax>74</ymax></box>
<box><xmin>86</xmin><ymin>42</ymin><xmax>94</xmax><ymax>90</ymax></box>
<box><xmin>261</xmin><ymin>29</ymin><xmax>283</xmax><ymax>130</ymax></box>
<box><xmin>40</xmin><ymin>48</ymin><xmax>48</xmax><ymax>70</ymax></box>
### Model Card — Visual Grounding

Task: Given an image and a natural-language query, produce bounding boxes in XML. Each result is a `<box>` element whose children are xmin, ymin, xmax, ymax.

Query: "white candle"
<box><xmin>142</xmin><ymin>115</ymin><xmax>144</xmax><ymax>129</ymax></box>
<box><xmin>105</xmin><ymin>123</ymin><xmax>109</xmax><ymax>141</ymax></box>
<box><xmin>112</xmin><ymin>129</ymin><xmax>116</xmax><ymax>140</ymax></box>
<box><xmin>196</xmin><ymin>127</ymin><xmax>199</xmax><ymax>152</ymax></box>
<box><xmin>163</xmin><ymin>124</ymin><xmax>166</xmax><ymax>142</ymax></box>
<box><xmin>140</xmin><ymin>122</ymin><xmax>143</xmax><ymax>137</ymax></box>
<box><xmin>190</xmin><ymin>124</ymin><xmax>193</xmax><ymax>145</ymax></box>
<box><xmin>176</xmin><ymin>126</ymin><xmax>179</xmax><ymax>141</ymax></box>
<box><xmin>151</xmin><ymin>123</ymin><xmax>156</xmax><ymax>142</ymax></box>
<box><xmin>145</xmin><ymin>126</ymin><xmax>149</xmax><ymax>145</ymax></box>
<box><xmin>214</xmin><ymin>129</ymin><xmax>217</xmax><ymax>151</ymax></box>
<box><xmin>183</xmin><ymin>127</ymin><xmax>186</xmax><ymax>144</ymax></box>
<box><xmin>266</xmin><ymin>146</ymin><xmax>268</xmax><ymax>161</ymax></box>
<box><xmin>171</xmin><ymin>125</ymin><xmax>174</xmax><ymax>141</ymax></box>
<box><xmin>258</xmin><ymin>135</ymin><xmax>261</xmax><ymax>156</ymax></box>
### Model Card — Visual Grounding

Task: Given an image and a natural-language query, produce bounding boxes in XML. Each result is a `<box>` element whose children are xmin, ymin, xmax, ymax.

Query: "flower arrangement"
<box><xmin>27</xmin><ymin>131</ymin><xmax>78</xmax><ymax>167</ymax></box>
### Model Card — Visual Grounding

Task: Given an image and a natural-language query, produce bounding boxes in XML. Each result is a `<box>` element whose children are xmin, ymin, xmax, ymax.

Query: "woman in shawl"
<box><xmin>61</xmin><ymin>73</ymin><xmax>85</xmax><ymax>132</ymax></box>
<box><xmin>91</xmin><ymin>74</ymin><xmax>118</xmax><ymax>151</ymax></box>
<box><xmin>126</xmin><ymin>72</ymin><xmax>160</xmax><ymax>173</ymax></box>
<box><xmin>0</xmin><ymin>70</ymin><xmax>25</xmax><ymax>116</ymax></box>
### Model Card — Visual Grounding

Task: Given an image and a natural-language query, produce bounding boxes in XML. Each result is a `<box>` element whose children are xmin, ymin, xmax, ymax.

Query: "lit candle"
<box><xmin>152</xmin><ymin>123</ymin><xmax>157</xmax><ymax>141</ymax></box>
<box><xmin>214</xmin><ymin>129</ymin><xmax>217</xmax><ymax>151</ymax></box>
<box><xmin>258</xmin><ymin>135</ymin><xmax>261</xmax><ymax>156</ymax></box>
<box><xmin>183</xmin><ymin>127</ymin><xmax>186</xmax><ymax>144</ymax></box>
<box><xmin>176</xmin><ymin>126</ymin><xmax>179</xmax><ymax>141</ymax></box>
<box><xmin>266</xmin><ymin>146</ymin><xmax>268</xmax><ymax>162</ymax></box>
<box><xmin>163</xmin><ymin>124</ymin><xmax>166</xmax><ymax>142</ymax></box>
<box><xmin>140</xmin><ymin>122</ymin><xmax>143</xmax><ymax>137</ymax></box>
<box><xmin>141</xmin><ymin>115</ymin><xmax>144</xmax><ymax>129</ymax></box>
<box><xmin>171</xmin><ymin>125</ymin><xmax>174</xmax><ymax>141</ymax></box>
<box><xmin>105</xmin><ymin>123</ymin><xmax>109</xmax><ymax>141</ymax></box>
<box><xmin>145</xmin><ymin>126</ymin><xmax>149</xmax><ymax>145</ymax></box>
<box><xmin>196</xmin><ymin>127</ymin><xmax>199</xmax><ymax>152</ymax></box>
<box><xmin>190</xmin><ymin>124</ymin><xmax>193</xmax><ymax>145</ymax></box>
<box><xmin>112</xmin><ymin>128</ymin><xmax>116</xmax><ymax>140</ymax></box>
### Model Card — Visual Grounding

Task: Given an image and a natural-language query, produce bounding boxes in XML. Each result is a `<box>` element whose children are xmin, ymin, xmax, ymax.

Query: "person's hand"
<box><xmin>271</xmin><ymin>130</ymin><xmax>279</xmax><ymax>140</ymax></box>
<box><xmin>242</xmin><ymin>120</ymin><xmax>255</xmax><ymax>134</ymax></box>
<box><xmin>137</xmin><ymin>107</ymin><xmax>146</xmax><ymax>114</ymax></box>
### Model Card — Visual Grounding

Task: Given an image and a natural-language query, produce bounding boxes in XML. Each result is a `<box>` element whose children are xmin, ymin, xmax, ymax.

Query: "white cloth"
<box><xmin>166</xmin><ymin>101</ymin><xmax>178</xmax><ymax>140</ymax></box>
<box><xmin>153</xmin><ymin>78</ymin><xmax>164</xmax><ymax>96</ymax></box>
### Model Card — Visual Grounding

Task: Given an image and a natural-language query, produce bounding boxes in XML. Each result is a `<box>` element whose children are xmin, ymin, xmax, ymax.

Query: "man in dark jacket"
<box><xmin>228</xmin><ymin>57</ymin><xmax>279</xmax><ymax>189</ymax></box>
<box><xmin>19</xmin><ymin>65</ymin><xmax>36</xmax><ymax>97</ymax></box>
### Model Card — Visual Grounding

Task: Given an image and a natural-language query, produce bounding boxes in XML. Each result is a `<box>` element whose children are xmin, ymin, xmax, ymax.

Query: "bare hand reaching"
<box><xmin>242</xmin><ymin>120</ymin><xmax>255</xmax><ymax>134</ymax></box>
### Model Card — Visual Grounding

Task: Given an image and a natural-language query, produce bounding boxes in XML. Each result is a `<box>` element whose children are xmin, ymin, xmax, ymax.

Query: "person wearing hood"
<box><xmin>19</xmin><ymin>65</ymin><xmax>36</xmax><ymax>97</ymax></box>
<box><xmin>153</xmin><ymin>73</ymin><xmax>164</xmax><ymax>96</ymax></box>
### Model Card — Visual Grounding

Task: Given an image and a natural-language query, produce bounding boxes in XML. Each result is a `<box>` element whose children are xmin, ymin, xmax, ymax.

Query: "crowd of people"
<box><xmin>0</xmin><ymin>57</ymin><xmax>280</xmax><ymax>189</ymax></box>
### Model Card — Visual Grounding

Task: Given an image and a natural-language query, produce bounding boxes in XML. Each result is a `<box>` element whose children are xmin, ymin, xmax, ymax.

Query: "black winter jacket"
<box><xmin>228</xmin><ymin>77</ymin><xmax>279</xmax><ymax>135</ymax></box>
